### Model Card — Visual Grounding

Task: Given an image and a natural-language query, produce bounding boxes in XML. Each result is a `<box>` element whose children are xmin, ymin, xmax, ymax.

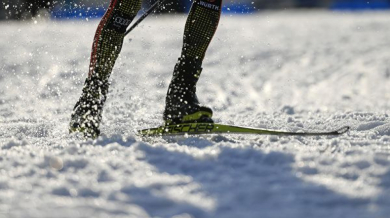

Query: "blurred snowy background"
<box><xmin>2</xmin><ymin>0</ymin><xmax>390</xmax><ymax>20</ymax></box>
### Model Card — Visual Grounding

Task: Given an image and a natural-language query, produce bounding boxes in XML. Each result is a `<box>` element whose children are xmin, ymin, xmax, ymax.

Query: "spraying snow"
<box><xmin>1</xmin><ymin>11</ymin><xmax>390</xmax><ymax>218</ymax></box>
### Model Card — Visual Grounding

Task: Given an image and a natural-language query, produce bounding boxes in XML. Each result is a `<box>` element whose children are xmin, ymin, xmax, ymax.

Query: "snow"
<box><xmin>1</xmin><ymin>11</ymin><xmax>390</xmax><ymax>218</ymax></box>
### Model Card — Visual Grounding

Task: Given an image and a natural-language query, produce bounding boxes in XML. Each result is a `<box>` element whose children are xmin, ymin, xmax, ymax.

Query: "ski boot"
<box><xmin>69</xmin><ymin>74</ymin><xmax>109</xmax><ymax>139</ymax></box>
<box><xmin>163</xmin><ymin>57</ymin><xmax>213</xmax><ymax>125</ymax></box>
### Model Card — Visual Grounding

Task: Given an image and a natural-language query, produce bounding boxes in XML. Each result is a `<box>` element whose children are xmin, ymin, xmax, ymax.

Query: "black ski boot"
<box><xmin>163</xmin><ymin>58</ymin><xmax>213</xmax><ymax>124</ymax></box>
<box><xmin>69</xmin><ymin>73</ymin><xmax>109</xmax><ymax>139</ymax></box>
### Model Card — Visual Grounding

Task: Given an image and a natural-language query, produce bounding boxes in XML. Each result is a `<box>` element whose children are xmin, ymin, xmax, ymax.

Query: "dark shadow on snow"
<box><xmin>373</xmin><ymin>168</ymin><xmax>390</xmax><ymax>217</ymax></box>
<box><xmin>119</xmin><ymin>186</ymin><xmax>209</xmax><ymax>218</ymax></box>
<box><xmin>124</xmin><ymin>143</ymin><xmax>379</xmax><ymax>218</ymax></box>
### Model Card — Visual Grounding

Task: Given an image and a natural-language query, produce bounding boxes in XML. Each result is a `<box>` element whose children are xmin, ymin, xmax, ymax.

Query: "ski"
<box><xmin>138</xmin><ymin>123</ymin><xmax>350</xmax><ymax>137</ymax></box>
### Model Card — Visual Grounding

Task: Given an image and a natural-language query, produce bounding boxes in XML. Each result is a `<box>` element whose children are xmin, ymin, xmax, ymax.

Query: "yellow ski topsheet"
<box><xmin>139</xmin><ymin>123</ymin><xmax>350</xmax><ymax>136</ymax></box>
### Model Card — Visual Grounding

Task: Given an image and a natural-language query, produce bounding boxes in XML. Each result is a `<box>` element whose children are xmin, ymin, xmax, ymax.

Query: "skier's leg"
<box><xmin>181</xmin><ymin>0</ymin><xmax>223</xmax><ymax>61</ymax></box>
<box><xmin>164</xmin><ymin>0</ymin><xmax>223</xmax><ymax>124</ymax></box>
<box><xmin>70</xmin><ymin>0</ymin><xmax>142</xmax><ymax>138</ymax></box>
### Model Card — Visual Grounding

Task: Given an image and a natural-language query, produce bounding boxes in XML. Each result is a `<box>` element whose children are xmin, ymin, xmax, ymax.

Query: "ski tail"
<box><xmin>138</xmin><ymin>123</ymin><xmax>350</xmax><ymax>137</ymax></box>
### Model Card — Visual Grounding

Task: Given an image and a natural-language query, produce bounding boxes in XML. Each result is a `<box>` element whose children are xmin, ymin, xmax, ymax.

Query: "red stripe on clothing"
<box><xmin>88</xmin><ymin>0</ymin><xmax>119</xmax><ymax>78</ymax></box>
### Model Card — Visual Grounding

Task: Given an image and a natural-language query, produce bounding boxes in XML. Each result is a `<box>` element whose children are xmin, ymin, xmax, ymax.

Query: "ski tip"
<box><xmin>336</xmin><ymin>126</ymin><xmax>350</xmax><ymax>135</ymax></box>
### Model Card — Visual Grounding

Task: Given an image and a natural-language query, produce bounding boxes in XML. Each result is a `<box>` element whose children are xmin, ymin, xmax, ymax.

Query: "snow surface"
<box><xmin>1</xmin><ymin>11</ymin><xmax>390</xmax><ymax>218</ymax></box>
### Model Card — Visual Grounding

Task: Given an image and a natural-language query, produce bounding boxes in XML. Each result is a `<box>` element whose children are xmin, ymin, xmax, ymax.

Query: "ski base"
<box><xmin>138</xmin><ymin>123</ymin><xmax>350</xmax><ymax>137</ymax></box>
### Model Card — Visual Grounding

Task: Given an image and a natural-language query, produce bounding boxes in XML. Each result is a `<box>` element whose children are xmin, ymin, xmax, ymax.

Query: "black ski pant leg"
<box><xmin>163</xmin><ymin>0</ymin><xmax>223</xmax><ymax>122</ymax></box>
<box><xmin>77</xmin><ymin>0</ymin><xmax>143</xmax><ymax>112</ymax></box>
<box><xmin>181</xmin><ymin>0</ymin><xmax>223</xmax><ymax>61</ymax></box>
<box><xmin>72</xmin><ymin>0</ymin><xmax>142</xmax><ymax>129</ymax></box>
<box><xmin>88</xmin><ymin>0</ymin><xmax>143</xmax><ymax>81</ymax></box>
<box><xmin>70</xmin><ymin>0</ymin><xmax>142</xmax><ymax>137</ymax></box>
<box><xmin>168</xmin><ymin>0</ymin><xmax>223</xmax><ymax>84</ymax></box>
